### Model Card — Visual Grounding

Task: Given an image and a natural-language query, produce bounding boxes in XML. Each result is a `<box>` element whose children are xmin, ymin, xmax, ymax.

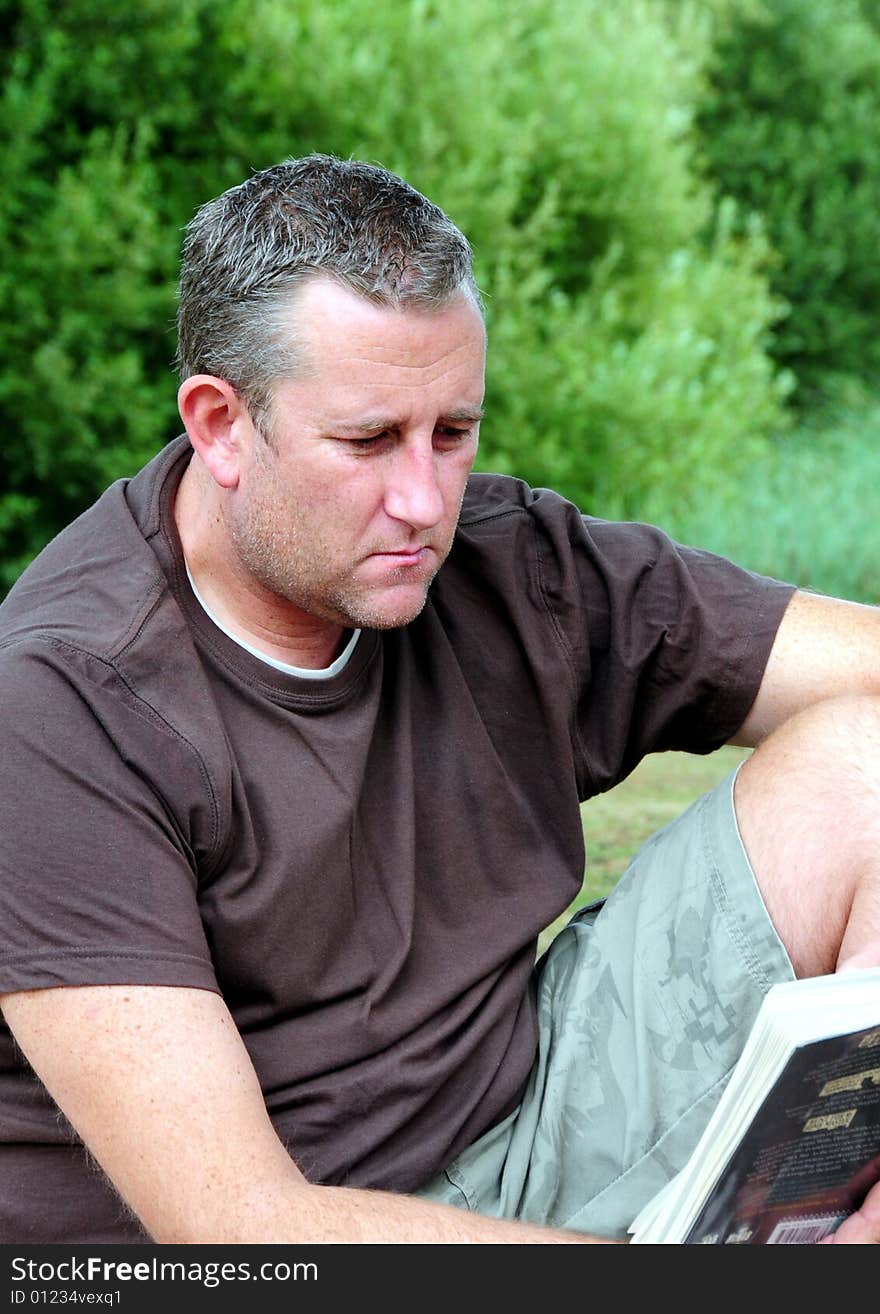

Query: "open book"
<box><xmin>628</xmin><ymin>967</ymin><xmax>880</xmax><ymax>1244</ymax></box>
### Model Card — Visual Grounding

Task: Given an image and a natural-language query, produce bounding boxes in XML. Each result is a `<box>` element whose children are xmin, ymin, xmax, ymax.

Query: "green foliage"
<box><xmin>1</xmin><ymin>0</ymin><xmax>793</xmax><ymax>587</ymax></box>
<box><xmin>1</xmin><ymin>2</ymin><xmax>196</xmax><ymax>586</ymax></box>
<box><xmin>697</xmin><ymin>0</ymin><xmax>880</xmax><ymax>405</ymax></box>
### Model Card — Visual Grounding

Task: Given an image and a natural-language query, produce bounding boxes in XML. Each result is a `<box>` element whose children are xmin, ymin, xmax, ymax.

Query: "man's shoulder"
<box><xmin>459</xmin><ymin>471</ymin><xmax>569</xmax><ymax>527</ymax></box>
<box><xmin>0</xmin><ymin>442</ymin><xmax>229</xmax><ymax>791</ymax></box>
<box><xmin>0</xmin><ymin>484</ymin><xmax>166</xmax><ymax>666</ymax></box>
<box><xmin>441</xmin><ymin>473</ymin><xmax>587</xmax><ymax>615</ymax></box>
<box><xmin>0</xmin><ymin>440</ymin><xmax>187</xmax><ymax>662</ymax></box>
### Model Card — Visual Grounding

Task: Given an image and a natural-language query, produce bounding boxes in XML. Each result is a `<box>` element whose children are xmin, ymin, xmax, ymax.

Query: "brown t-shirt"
<box><xmin>0</xmin><ymin>436</ymin><xmax>795</xmax><ymax>1241</ymax></box>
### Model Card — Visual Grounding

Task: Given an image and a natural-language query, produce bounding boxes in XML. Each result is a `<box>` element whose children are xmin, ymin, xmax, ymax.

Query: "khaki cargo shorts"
<box><xmin>416</xmin><ymin>765</ymin><xmax>795</xmax><ymax>1240</ymax></box>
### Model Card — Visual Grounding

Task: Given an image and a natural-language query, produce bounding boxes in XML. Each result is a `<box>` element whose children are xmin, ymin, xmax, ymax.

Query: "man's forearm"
<box><xmin>149</xmin><ymin>1173</ymin><xmax>614</xmax><ymax>1245</ymax></box>
<box><xmin>1</xmin><ymin>984</ymin><xmax>617</xmax><ymax>1246</ymax></box>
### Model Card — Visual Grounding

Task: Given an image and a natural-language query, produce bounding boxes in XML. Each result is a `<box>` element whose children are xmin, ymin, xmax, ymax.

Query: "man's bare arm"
<box><xmin>732</xmin><ymin>588</ymin><xmax>880</xmax><ymax>747</ymax></box>
<box><xmin>0</xmin><ymin>984</ymin><xmax>610</xmax><ymax>1244</ymax></box>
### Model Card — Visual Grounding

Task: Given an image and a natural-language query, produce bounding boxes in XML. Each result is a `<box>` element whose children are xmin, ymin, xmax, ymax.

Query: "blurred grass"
<box><xmin>538</xmin><ymin>743</ymin><xmax>750</xmax><ymax>956</ymax></box>
<box><xmin>656</xmin><ymin>400</ymin><xmax>880</xmax><ymax>604</ymax></box>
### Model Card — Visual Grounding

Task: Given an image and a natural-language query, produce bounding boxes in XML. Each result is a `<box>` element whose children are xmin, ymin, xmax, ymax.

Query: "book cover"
<box><xmin>629</xmin><ymin>968</ymin><xmax>880</xmax><ymax>1244</ymax></box>
<box><xmin>682</xmin><ymin>1023</ymin><xmax>880</xmax><ymax>1243</ymax></box>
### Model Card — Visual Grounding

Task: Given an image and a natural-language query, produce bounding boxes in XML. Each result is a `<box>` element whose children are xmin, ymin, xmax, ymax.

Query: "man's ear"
<box><xmin>177</xmin><ymin>375</ymin><xmax>252</xmax><ymax>490</ymax></box>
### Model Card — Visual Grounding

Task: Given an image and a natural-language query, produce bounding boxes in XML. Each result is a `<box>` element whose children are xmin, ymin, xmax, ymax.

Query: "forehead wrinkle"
<box><xmin>340</xmin><ymin>340</ymin><xmax>483</xmax><ymax>372</ymax></box>
<box><xmin>324</xmin><ymin>364</ymin><xmax>484</xmax><ymax>404</ymax></box>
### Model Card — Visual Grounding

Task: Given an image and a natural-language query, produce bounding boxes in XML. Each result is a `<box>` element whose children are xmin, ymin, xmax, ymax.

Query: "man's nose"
<box><xmin>383</xmin><ymin>440</ymin><xmax>445</xmax><ymax>530</ymax></box>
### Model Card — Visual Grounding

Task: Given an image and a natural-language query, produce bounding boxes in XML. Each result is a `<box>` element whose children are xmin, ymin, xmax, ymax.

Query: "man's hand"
<box><xmin>0</xmin><ymin>983</ymin><xmax>608</xmax><ymax>1244</ymax></box>
<box><xmin>822</xmin><ymin>1179</ymin><xmax>880</xmax><ymax>1243</ymax></box>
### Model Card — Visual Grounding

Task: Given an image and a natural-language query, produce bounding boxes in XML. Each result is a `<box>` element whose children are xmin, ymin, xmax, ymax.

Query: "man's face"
<box><xmin>226</xmin><ymin>277</ymin><xmax>486</xmax><ymax>631</ymax></box>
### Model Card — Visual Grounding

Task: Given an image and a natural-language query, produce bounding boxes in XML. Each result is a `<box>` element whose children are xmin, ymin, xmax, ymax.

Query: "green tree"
<box><xmin>697</xmin><ymin>0</ymin><xmax>880</xmax><ymax>405</ymax></box>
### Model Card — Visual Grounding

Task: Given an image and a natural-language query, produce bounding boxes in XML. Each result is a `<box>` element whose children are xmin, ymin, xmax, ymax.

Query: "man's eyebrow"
<box><xmin>444</xmin><ymin>406</ymin><xmax>485</xmax><ymax>424</ymax></box>
<box><xmin>329</xmin><ymin>406</ymin><xmax>485</xmax><ymax>434</ymax></box>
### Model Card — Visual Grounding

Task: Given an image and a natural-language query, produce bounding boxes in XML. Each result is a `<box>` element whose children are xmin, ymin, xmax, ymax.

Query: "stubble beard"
<box><xmin>227</xmin><ymin>482</ymin><xmax>446</xmax><ymax>632</ymax></box>
<box><xmin>232</xmin><ymin>534</ymin><xmax>440</xmax><ymax>630</ymax></box>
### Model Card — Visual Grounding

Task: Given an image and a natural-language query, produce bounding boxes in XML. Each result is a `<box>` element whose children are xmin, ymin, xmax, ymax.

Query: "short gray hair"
<box><xmin>176</xmin><ymin>153</ymin><xmax>482</xmax><ymax>430</ymax></box>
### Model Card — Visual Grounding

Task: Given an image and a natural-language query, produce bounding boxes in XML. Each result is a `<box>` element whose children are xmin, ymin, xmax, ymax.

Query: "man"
<box><xmin>0</xmin><ymin>154</ymin><xmax>878</xmax><ymax>1245</ymax></box>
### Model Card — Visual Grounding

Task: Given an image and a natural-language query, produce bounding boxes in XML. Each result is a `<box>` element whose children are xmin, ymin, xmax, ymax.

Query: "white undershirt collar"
<box><xmin>184</xmin><ymin>560</ymin><xmax>361</xmax><ymax>680</ymax></box>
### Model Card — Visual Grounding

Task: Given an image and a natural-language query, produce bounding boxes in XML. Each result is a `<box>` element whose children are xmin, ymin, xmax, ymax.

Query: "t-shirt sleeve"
<box><xmin>0</xmin><ymin>640</ymin><xmax>220</xmax><ymax>995</ymax></box>
<box><xmin>530</xmin><ymin>493</ymin><xmax>797</xmax><ymax>795</ymax></box>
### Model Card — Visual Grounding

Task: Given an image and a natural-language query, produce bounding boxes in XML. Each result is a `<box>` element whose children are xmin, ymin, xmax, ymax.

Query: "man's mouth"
<box><xmin>371</xmin><ymin>547</ymin><xmax>431</xmax><ymax>566</ymax></box>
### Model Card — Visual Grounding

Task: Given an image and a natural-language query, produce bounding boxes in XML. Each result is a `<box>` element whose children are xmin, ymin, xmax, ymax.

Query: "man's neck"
<box><xmin>174</xmin><ymin>456</ymin><xmax>348</xmax><ymax>671</ymax></box>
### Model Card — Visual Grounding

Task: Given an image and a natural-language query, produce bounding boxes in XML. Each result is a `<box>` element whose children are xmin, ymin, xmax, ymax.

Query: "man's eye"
<box><xmin>436</xmin><ymin>426</ymin><xmax>472</xmax><ymax>442</ymax></box>
<box><xmin>347</xmin><ymin>432</ymin><xmax>391</xmax><ymax>449</ymax></box>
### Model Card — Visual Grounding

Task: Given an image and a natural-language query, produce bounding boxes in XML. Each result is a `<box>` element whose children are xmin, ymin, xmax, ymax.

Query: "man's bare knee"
<box><xmin>734</xmin><ymin>694</ymin><xmax>880</xmax><ymax>977</ymax></box>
